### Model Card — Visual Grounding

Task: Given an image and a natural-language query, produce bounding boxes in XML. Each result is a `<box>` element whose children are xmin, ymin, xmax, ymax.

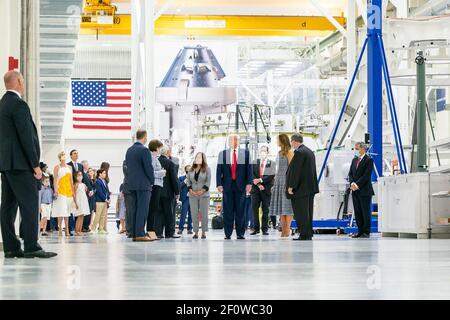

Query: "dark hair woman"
<box><xmin>186</xmin><ymin>152</ymin><xmax>211</xmax><ymax>239</ymax></box>
<box><xmin>269</xmin><ymin>134</ymin><xmax>294</xmax><ymax>238</ymax></box>
<box><xmin>99</xmin><ymin>162</ymin><xmax>110</xmax><ymax>183</ymax></box>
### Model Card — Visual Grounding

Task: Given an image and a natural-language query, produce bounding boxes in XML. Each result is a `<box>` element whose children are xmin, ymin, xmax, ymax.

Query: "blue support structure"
<box><xmin>367</xmin><ymin>0</ymin><xmax>383</xmax><ymax>181</ymax></box>
<box><xmin>302</xmin><ymin>1</ymin><xmax>408</xmax><ymax>234</ymax></box>
<box><xmin>318</xmin><ymin>38</ymin><xmax>368</xmax><ymax>184</ymax></box>
<box><xmin>377</xmin><ymin>34</ymin><xmax>408</xmax><ymax>173</ymax></box>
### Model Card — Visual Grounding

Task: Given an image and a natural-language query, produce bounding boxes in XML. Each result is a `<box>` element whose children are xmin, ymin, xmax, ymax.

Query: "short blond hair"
<box><xmin>58</xmin><ymin>151</ymin><xmax>65</xmax><ymax>160</ymax></box>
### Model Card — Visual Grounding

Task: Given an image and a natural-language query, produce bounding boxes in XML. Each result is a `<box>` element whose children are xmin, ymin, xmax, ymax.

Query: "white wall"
<box><xmin>0</xmin><ymin>0</ymin><xmax>21</xmax><ymax>95</ymax></box>
<box><xmin>0</xmin><ymin>0</ymin><xmax>21</xmax><ymax>248</ymax></box>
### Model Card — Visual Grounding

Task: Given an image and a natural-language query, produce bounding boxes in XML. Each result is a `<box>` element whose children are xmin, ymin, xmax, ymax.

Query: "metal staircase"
<box><xmin>39</xmin><ymin>0</ymin><xmax>82</xmax><ymax>144</ymax></box>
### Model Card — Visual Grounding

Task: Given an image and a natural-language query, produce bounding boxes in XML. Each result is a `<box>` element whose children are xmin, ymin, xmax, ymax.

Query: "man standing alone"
<box><xmin>0</xmin><ymin>71</ymin><xmax>56</xmax><ymax>258</ymax></box>
<box><xmin>348</xmin><ymin>142</ymin><xmax>374</xmax><ymax>238</ymax></box>
<box><xmin>216</xmin><ymin>134</ymin><xmax>252</xmax><ymax>240</ymax></box>
<box><xmin>125</xmin><ymin>130</ymin><xmax>154</xmax><ymax>241</ymax></box>
<box><xmin>286</xmin><ymin>134</ymin><xmax>319</xmax><ymax>241</ymax></box>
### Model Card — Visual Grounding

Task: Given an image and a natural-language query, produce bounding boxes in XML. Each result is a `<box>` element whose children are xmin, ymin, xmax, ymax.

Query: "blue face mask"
<box><xmin>354</xmin><ymin>150</ymin><xmax>360</xmax><ymax>158</ymax></box>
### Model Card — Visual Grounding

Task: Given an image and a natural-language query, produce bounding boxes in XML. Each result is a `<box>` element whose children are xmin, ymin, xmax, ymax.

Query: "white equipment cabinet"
<box><xmin>315</xmin><ymin>149</ymin><xmax>354</xmax><ymax>220</ymax></box>
<box><xmin>378</xmin><ymin>173</ymin><xmax>450</xmax><ymax>238</ymax></box>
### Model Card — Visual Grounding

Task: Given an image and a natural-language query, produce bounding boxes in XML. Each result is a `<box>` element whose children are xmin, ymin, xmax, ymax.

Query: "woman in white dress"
<box><xmin>73</xmin><ymin>171</ymin><xmax>90</xmax><ymax>236</ymax></box>
<box><xmin>53</xmin><ymin>151</ymin><xmax>75</xmax><ymax>237</ymax></box>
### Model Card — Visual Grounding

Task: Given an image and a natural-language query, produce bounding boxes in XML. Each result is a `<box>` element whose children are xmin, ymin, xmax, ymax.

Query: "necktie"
<box><xmin>232</xmin><ymin>149</ymin><xmax>237</xmax><ymax>180</ymax></box>
<box><xmin>74</xmin><ymin>162</ymin><xmax>78</xmax><ymax>172</ymax></box>
<box><xmin>260</xmin><ymin>160</ymin><xmax>265</xmax><ymax>177</ymax></box>
<box><xmin>356</xmin><ymin>157</ymin><xmax>361</xmax><ymax>169</ymax></box>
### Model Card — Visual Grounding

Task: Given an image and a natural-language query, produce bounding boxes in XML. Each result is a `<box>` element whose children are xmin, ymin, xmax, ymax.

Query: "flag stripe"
<box><xmin>107</xmin><ymin>88</ymin><xmax>131</xmax><ymax>93</ymax></box>
<box><xmin>73</xmin><ymin>125</ymin><xmax>132</xmax><ymax>130</ymax></box>
<box><xmin>107</xmin><ymin>81</ymin><xmax>131</xmax><ymax>85</ymax></box>
<box><xmin>73</xmin><ymin>110</ymin><xmax>131</xmax><ymax>115</ymax></box>
<box><xmin>105</xmin><ymin>104</ymin><xmax>131</xmax><ymax>108</ymax></box>
<box><xmin>73</xmin><ymin>117</ymin><xmax>131</xmax><ymax>122</ymax></box>
<box><xmin>107</xmin><ymin>96</ymin><xmax>131</xmax><ymax>100</ymax></box>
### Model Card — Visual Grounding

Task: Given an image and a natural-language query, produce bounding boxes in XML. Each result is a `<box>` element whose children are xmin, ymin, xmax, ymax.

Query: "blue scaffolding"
<box><xmin>292</xmin><ymin>0</ymin><xmax>407</xmax><ymax>235</ymax></box>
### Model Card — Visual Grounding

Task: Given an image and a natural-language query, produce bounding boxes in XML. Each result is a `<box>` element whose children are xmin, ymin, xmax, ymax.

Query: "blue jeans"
<box><xmin>178</xmin><ymin>199</ymin><xmax>192</xmax><ymax>231</ymax></box>
<box><xmin>244</xmin><ymin>196</ymin><xmax>254</xmax><ymax>229</ymax></box>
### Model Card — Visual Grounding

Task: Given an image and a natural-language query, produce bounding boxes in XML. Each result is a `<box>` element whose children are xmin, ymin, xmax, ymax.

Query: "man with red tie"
<box><xmin>216</xmin><ymin>134</ymin><xmax>253</xmax><ymax>240</ymax></box>
<box><xmin>348</xmin><ymin>142</ymin><xmax>374</xmax><ymax>238</ymax></box>
<box><xmin>250</xmin><ymin>146</ymin><xmax>275</xmax><ymax>235</ymax></box>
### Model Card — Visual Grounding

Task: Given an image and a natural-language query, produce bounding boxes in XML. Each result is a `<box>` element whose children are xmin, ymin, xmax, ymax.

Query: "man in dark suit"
<box><xmin>0</xmin><ymin>71</ymin><xmax>57</xmax><ymax>258</ymax></box>
<box><xmin>156</xmin><ymin>146</ymin><xmax>180</xmax><ymax>239</ymax></box>
<box><xmin>81</xmin><ymin>160</ymin><xmax>94</xmax><ymax>232</ymax></box>
<box><xmin>122</xmin><ymin>159</ymin><xmax>136</xmax><ymax>238</ymax></box>
<box><xmin>348</xmin><ymin>142</ymin><xmax>374</xmax><ymax>238</ymax></box>
<box><xmin>216</xmin><ymin>134</ymin><xmax>253</xmax><ymax>240</ymax></box>
<box><xmin>67</xmin><ymin>149</ymin><xmax>83</xmax><ymax>173</ymax></box>
<box><xmin>167</xmin><ymin>147</ymin><xmax>180</xmax><ymax>236</ymax></box>
<box><xmin>286</xmin><ymin>134</ymin><xmax>319</xmax><ymax>241</ymax></box>
<box><xmin>250</xmin><ymin>146</ymin><xmax>275</xmax><ymax>235</ymax></box>
<box><xmin>65</xmin><ymin>149</ymin><xmax>83</xmax><ymax>234</ymax></box>
<box><xmin>125</xmin><ymin>130</ymin><xmax>154</xmax><ymax>241</ymax></box>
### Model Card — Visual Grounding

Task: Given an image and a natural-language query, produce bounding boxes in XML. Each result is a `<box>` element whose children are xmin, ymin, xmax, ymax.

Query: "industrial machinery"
<box><xmin>81</xmin><ymin>0</ymin><xmax>117</xmax><ymax>25</ymax></box>
<box><xmin>156</xmin><ymin>45</ymin><xmax>237</xmax><ymax>113</ymax></box>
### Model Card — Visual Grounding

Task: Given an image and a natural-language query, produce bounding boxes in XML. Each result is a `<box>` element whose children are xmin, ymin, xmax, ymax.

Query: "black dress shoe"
<box><xmin>360</xmin><ymin>233</ymin><xmax>370</xmax><ymax>238</ymax></box>
<box><xmin>24</xmin><ymin>250</ymin><xmax>57</xmax><ymax>259</ymax></box>
<box><xmin>351</xmin><ymin>233</ymin><xmax>363</xmax><ymax>238</ymax></box>
<box><xmin>224</xmin><ymin>236</ymin><xmax>231</xmax><ymax>240</ymax></box>
<box><xmin>293</xmin><ymin>236</ymin><xmax>312</xmax><ymax>241</ymax></box>
<box><xmin>167</xmin><ymin>235</ymin><xmax>181</xmax><ymax>239</ymax></box>
<box><xmin>4</xmin><ymin>249</ymin><xmax>24</xmax><ymax>259</ymax></box>
<box><xmin>250</xmin><ymin>231</ymin><xmax>259</xmax><ymax>235</ymax></box>
<box><xmin>237</xmin><ymin>236</ymin><xmax>245</xmax><ymax>240</ymax></box>
<box><xmin>262</xmin><ymin>231</ymin><xmax>269</xmax><ymax>235</ymax></box>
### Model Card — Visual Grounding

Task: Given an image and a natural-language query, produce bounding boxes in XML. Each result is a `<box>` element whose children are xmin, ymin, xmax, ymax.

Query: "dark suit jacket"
<box><xmin>348</xmin><ymin>155</ymin><xmax>375</xmax><ymax>197</ymax></box>
<box><xmin>251</xmin><ymin>159</ymin><xmax>275</xmax><ymax>195</ymax></box>
<box><xmin>95</xmin><ymin>178</ymin><xmax>110</xmax><ymax>202</ymax></box>
<box><xmin>0</xmin><ymin>91</ymin><xmax>40</xmax><ymax>172</ymax></box>
<box><xmin>125</xmin><ymin>142</ymin><xmax>155</xmax><ymax>191</ymax></box>
<box><xmin>159</xmin><ymin>155</ymin><xmax>180</xmax><ymax>199</ymax></box>
<box><xmin>179</xmin><ymin>175</ymin><xmax>188</xmax><ymax>202</ymax></box>
<box><xmin>216</xmin><ymin>148</ymin><xmax>252</xmax><ymax>193</ymax></box>
<box><xmin>67</xmin><ymin>161</ymin><xmax>83</xmax><ymax>174</ymax></box>
<box><xmin>286</xmin><ymin>144</ymin><xmax>319</xmax><ymax>199</ymax></box>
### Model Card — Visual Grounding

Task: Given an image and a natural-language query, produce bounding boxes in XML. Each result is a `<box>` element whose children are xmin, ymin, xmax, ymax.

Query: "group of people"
<box><xmin>123</xmin><ymin>130</ymin><xmax>213</xmax><ymax>241</ymax></box>
<box><xmin>0</xmin><ymin>70</ymin><xmax>375</xmax><ymax>259</ymax></box>
<box><xmin>123</xmin><ymin>131</ymin><xmax>320</xmax><ymax>242</ymax></box>
<box><xmin>38</xmin><ymin>151</ymin><xmax>112</xmax><ymax>237</ymax></box>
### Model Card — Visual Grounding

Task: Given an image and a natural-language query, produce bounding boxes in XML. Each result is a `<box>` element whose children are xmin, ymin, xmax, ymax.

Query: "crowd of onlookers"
<box><xmin>37</xmin><ymin>150</ymin><xmax>112</xmax><ymax>237</ymax></box>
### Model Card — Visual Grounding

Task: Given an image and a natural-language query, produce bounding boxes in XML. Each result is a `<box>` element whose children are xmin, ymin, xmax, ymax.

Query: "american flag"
<box><xmin>71</xmin><ymin>80</ymin><xmax>132</xmax><ymax>130</ymax></box>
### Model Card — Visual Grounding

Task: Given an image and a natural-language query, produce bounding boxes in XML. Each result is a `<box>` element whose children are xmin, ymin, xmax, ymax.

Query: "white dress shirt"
<box><xmin>7</xmin><ymin>89</ymin><xmax>22</xmax><ymax>99</ymax></box>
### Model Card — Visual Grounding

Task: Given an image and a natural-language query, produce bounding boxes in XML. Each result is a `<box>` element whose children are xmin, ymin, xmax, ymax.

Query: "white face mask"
<box><xmin>354</xmin><ymin>149</ymin><xmax>360</xmax><ymax>158</ymax></box>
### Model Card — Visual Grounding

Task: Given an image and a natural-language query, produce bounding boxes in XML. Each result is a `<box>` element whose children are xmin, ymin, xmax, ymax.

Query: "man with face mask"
<box><xmin>348</xmin><ymin>142</ymin><xmax>374</xmax><ymax>238</ymax></box>
<box><xmin>250</xmin><ymin>146</ymin><xmax>275</xmax><ymax>235</ymax></box>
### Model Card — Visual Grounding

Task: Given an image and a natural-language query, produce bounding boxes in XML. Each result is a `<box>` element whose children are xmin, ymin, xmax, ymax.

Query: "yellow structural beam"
<box><xmin>80</xmin><ymin>15</ymin><xmax>346</xmax><ymax>37</ymax></box>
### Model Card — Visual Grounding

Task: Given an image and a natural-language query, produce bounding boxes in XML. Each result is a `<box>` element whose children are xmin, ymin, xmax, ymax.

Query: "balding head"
<box><xmin>4</xmin><ymin>71</ymin><xmax>25</xmax><ymax>96</ymax></box>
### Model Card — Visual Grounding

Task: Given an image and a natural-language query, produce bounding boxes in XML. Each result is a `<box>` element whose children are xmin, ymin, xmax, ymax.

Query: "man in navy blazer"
<box><xmin>216</xmin><ymin>134</ymin><xmax>252</xmax><ymax>240</ymax></box>
<box><xmin>348</xmin><ymin>142</ymin><xmax>374</xmax><ymax>238</ymax></box>
<box><xmin>125</xmin><ymin>130</ymin><xmax>155</xmax><ymax>241</ymax></box>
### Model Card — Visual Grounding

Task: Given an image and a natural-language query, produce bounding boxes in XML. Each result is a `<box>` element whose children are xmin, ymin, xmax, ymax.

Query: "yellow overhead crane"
<box><xmin>81</xmin><ymin>0</ymin><xmax>118</xmax><ymax>26</ymax></box>
<box><xmin>80</xmin><ymin>1</ymin><xmax>346</xmax><ymax>38</ymax></box>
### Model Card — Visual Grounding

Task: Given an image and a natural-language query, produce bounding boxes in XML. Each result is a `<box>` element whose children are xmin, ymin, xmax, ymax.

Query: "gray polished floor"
<box><xmin>1</xmin><ymin>225</ymin><xmax>450</xmax><ymax>300</ymax></box>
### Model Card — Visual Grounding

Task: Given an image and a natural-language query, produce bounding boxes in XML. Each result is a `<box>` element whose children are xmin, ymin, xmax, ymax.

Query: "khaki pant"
<box><xmin>92</xmin><ymin>202</ymin><xmax>108</xmax><ymax>231</ymax></box>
